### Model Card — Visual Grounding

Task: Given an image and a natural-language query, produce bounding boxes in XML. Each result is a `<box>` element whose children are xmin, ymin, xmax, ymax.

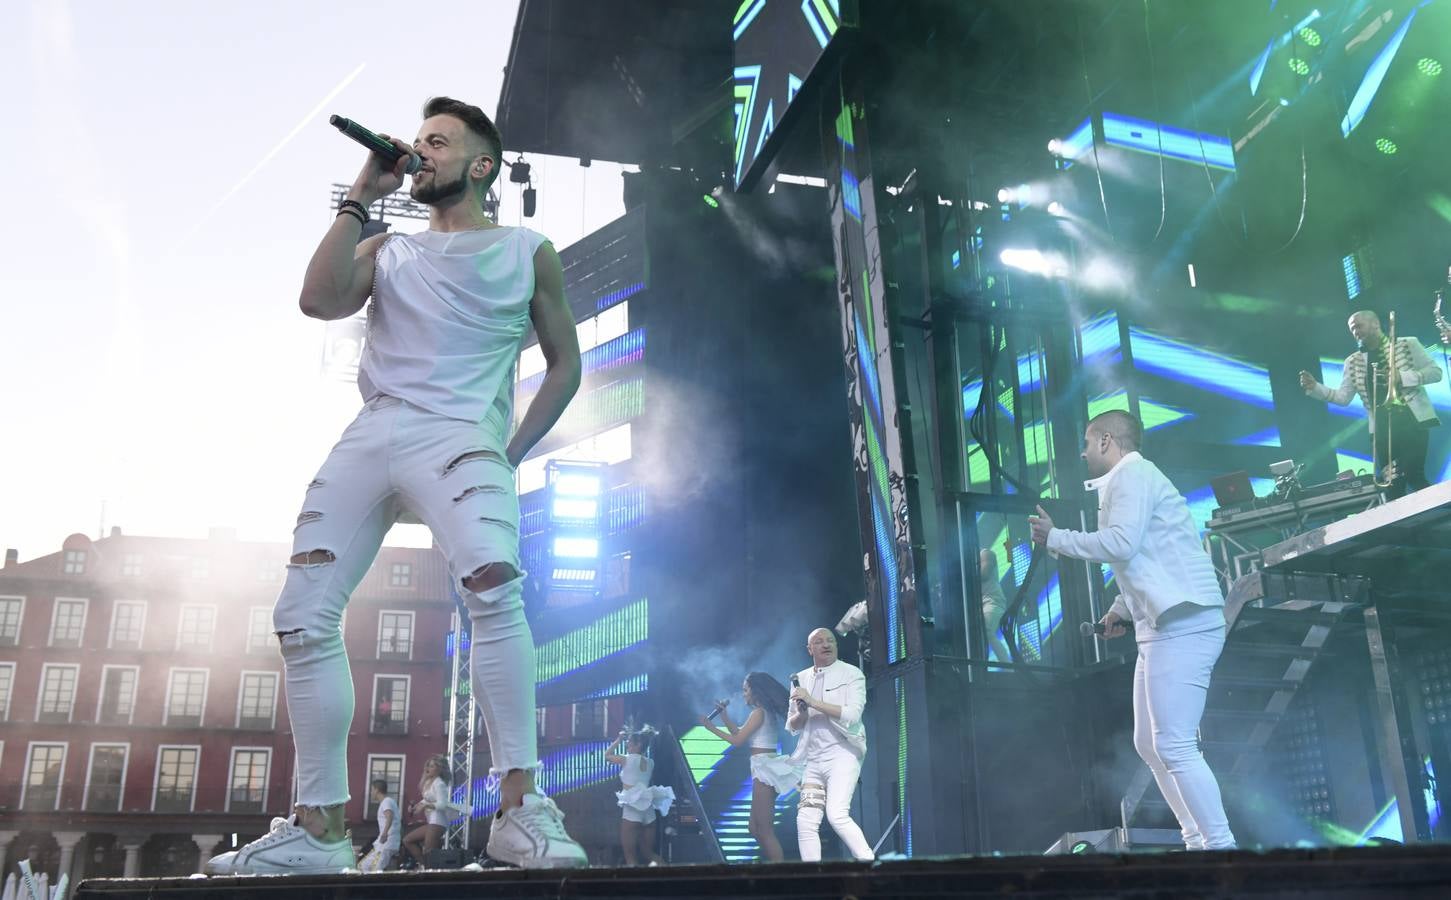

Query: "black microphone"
<box><xmin>705</xmin><ymin>699</ymin><xmax>729</xmax><ymax>722</ymax></box>
<box><xmin>790</xmin><ymin>674</ymin><xmax>805</xmax><ymax>710</ymax></box>
<box><xmin>330</xmin><ymin>115</ymin><xmax>421</xmax><ymax>174</ymax></box>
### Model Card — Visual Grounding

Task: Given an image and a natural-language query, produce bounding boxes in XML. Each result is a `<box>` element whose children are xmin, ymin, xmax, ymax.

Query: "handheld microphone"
<box><xmin>330</xmin><ymin>115</ymin><xmax>421</xmax><ymax>174</ymax></box>
<box><xmin>705</xmin><ymin>699</ymin><xmax>729</xmax><ymax>722</ymax></box>
<box><xmin>1080</xmin><ymin>620</ymin><xmax>1132</xmax><ymax>637</ymax></box>
<box><xmin>790</xmin><ymin>674</ymin><xmax>806</xmax><ymax>710</ymax></box>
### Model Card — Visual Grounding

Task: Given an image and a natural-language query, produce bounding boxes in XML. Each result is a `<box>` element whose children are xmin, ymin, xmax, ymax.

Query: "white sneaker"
<box><xmin>485</xmin><ymin>793</ymin><xmax>588</xmax><ymax>869</ymax></box>
<box><xmin>202</xmin><ymin>816</ymin><xmax>356</xmax><ymax>875</ymax></box>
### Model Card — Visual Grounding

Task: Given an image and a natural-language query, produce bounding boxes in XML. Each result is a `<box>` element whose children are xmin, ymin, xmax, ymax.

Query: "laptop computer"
<box><xmin>1210</xmin><ymin>470</ymin><xmax>1256</xmax><ymax>509</ymax></box>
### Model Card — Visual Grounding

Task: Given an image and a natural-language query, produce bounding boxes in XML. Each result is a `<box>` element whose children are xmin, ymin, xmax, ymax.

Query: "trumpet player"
<box><xmin>1299</xmin><ymin>310</ymin><xmax>1442</xmax><ymax>499</ymax></box>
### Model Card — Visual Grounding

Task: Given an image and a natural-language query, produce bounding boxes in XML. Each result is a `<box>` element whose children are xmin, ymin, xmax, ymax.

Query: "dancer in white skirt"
<box><xmin>606</xmin><ymin>729</ymin><xmax>674</xmax><ymax>865</ymax></box>
<box><xmin>699</xmin><ymin>672</ymin><xmax>800</xmax><ymax>861</ymax></box>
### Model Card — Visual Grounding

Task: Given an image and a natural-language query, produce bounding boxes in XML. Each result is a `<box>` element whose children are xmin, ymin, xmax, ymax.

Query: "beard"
<box><xmin>410</xmin><ymin>165</ymin><xmax>470</xmax><ymax>206</ymax></box>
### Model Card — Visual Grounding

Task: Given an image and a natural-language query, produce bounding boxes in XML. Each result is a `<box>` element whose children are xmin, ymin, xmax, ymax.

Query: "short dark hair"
<box><xmin>1087</xmin><ymin>409</ymin><xmax>1143</xmax><ymax>452</ymax></box>
<box><xmin>371</xmin><ymin>778</ymin><xmax>389</xmax><ymax>794</ymax></box>
<box><xmin>422</xmin><ymin>96</ymin><xmax>503</xmax><ymax>194</ymax></box>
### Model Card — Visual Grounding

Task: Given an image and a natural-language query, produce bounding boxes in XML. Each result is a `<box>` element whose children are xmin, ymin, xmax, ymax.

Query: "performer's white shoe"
<box><xmin>485</xmin><ymin>793</ymin><xmax>588</xmax><ymax>868</ymax></box>
<box><xmin>203</xmin><ymin>815</ymin><xmax>356</xmax><ymax>875</ymax></box>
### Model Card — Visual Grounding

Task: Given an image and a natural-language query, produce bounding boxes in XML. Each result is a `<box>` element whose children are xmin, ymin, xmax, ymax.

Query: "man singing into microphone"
<box><xmin>205</xmin><ymin>97</ymin><xmax>586</xmax><ymax>874</ymax></box>
<box><xmin>1299</xmin><ymin>310</ymin><xmax>1442</xmax><ymax>499</ymax></box>
<box><xmin>787</xmin><ymin>628</ymin><xmax>874</xmax><ymax>861</ymax></box>
<box><xmin>1028</xmin><ymin>410</ymin><xmax>1235</xmax><ymax>851</ymax></box>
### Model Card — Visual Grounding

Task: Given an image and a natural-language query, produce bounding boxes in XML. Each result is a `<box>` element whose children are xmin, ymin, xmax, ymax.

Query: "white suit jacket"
<box><xmin>786</xmin><ymin>659</ymin><xmax>867</xmax><ymax>761</ymax></box>
<box><xmin>1307</xmin><ymin>338</ymin><xmax>1443</xmax><ymax>431</ymax></box>
<box><xmin>1048</xmin><ymin>452</ymin><xmax>1224</xmax><ymax>630</ymax></box>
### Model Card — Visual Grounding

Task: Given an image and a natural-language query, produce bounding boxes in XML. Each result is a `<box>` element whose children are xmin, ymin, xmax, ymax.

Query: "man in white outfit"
<box><xmin>360</xmin><ymin>779</ymin><xmax>400</xmax><ymax>872</ymax></box>
<box><xmin>205</xmin><ymin>97</ymin><xmax>586</xmax><ymax>874</ymax></box>
<box><xmin>1029</xmin><ymin>410</ymin><xmax>1236</xmax><ymax>851</ymax></box>
<box><xmin>787</xmin><ymin>628</ymin><xmax>874</xmax><ymax>861</ymax></box>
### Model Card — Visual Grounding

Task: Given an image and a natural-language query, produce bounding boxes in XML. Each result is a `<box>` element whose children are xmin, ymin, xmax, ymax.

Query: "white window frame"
<box><xmin>376</xmin><ymin>609</ymin><xmax>415</xmax><ymax>660</ymax></box>
<box><xmin>0</xmin><ymin>661</ymin><xmax>15</xmax><ymax>721</ymax></box>
<box><xmin>96</xmin><ymin>664</ymin><xmax>140</xmax><ymax>726</ymax></box>
<box><xmin>190</xmin><ymin>557</ymin><xmax>210</xmax><ymax>580</ymax></box>
<box><xmin>175</xmin><ymin>604</ymin><xmax>217</xmax><ymax>652</ymax></box>
<box><xmin>224</xmin><ymin>746</ymin><xmax>273</xmax><ymax>813</ymax></box>
<box><xmin>83</xmin><ymin>742</ymin><xmax>130</xmax><ymax>812</ymax></box>
<box><xmin>21</xmin><ymin>741</ymin><xmax>68</xmax><ymax>810</ymax></box>
<box><xmin>363</xmin><ymin>753</ymin><xmax>407</xmax><ymax>819</ymax></box>
<box><xmin>389</xmin><ymin>562</ymin><xmax>413</xmax><ymax>587</ymax></box>
<box><xmin>235</xmin><ymin>670</ymin><xmax>279</xmax><ymax>730</ymax></box>
<box><xmin>245</xmin><ymin>606</ymin><xmax>273</xmax><ymax>654</ymax></box>
<box><xmin>121</xmin><ymin>553</ymin><xmax>143</xmax><ymax>577</ymax></box>
<box><xmin>370</xmin><ymin>674</ymin><xmax>411</xmax><ymax>735</ymax></box>
<box><xmin>63</xmin><ymin>549</ymin><xmax>86</xmax><ymax>575</ymax></box>
<box><xmin>163</xmin><ymin>667</ymin><xmax>209</xmax><ymax>727</ymax></box>
<box><xmin>36</xmin><ymin>663</ymin><xmax>80</xmax><ymax>723</ymax></box>
<box><xmin>48</xmin><ymin>596</ymin><xmax>89</xmax><ymax>647</ymax></box>
<box><xmin>108</xmin><ymin>600</ymin><xmax>147</xmax><ymax>649</ymax></box>
<box><xmin>151</xmin><ymin>744</ymin><xmax>202</xmax><ymax>812</ymax></box>
<box><xmin>0</xmin><ymin>595</ymin><xmax>26</xmax><ymax>646</ymax></box>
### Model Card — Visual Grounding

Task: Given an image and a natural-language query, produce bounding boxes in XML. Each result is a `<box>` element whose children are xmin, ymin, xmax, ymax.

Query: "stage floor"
<box><xmin>74</xmin><ymin>844</ymin><xmax>1451</xmax><ymax>899</ymax></box>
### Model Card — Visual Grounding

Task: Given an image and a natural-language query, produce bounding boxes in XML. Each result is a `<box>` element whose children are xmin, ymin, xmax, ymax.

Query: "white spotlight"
<box><xmin>1046</xmin><ymin>201</ymin><xmax>1066</xmax><ymax>217</ymax></box>
<box><xmin>1000</xmin><ymin>248</ymin><xmax>1061</xmax><ymax>277</ymax></box>
<box><xmin>997</xmin><ymin>187</ymin><xmax>1014</xmax><ymax>204</ymax></box>
<box><xmin>1047</xmin><ymin>139</ymin><xmax>1063</xmax><ymax>155</ymax></box>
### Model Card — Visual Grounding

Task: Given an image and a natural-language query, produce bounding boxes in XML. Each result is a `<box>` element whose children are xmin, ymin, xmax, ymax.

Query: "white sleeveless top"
<box><xmin>749</xmin><ymin>711</ymin><xmax>781</xmax><ymax>751</ymax></box>
<box><xmin>360</xmin><ymin>226</ymin><xmax>550</xmax><ymax>428</ymax></box>
<box><xmin>620</xmin><ymin>753</ymin><xmax>654</xmax><ymax>788</ymax></box>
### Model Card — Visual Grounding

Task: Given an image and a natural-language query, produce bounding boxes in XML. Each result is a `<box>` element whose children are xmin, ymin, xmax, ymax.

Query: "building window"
<box><xmin>176</xmin><ymin>605</ymin><xmax>215</xmax><ymax>651</ymax></box>
<box><xmin>227</xmin><ymin>748</ymin><xmax>270</xmax><ymax>813</ymax></box>
<box><xmin>571</xmin><ymin>699</ymin><xmax>608</xmax><ymax>739</ymax></box>
<box><xmin>246</xmin><ymin>607</ymin><xmax>272</xmax><ymax>654</ymax></box>
<box><xmin>365</xmin><ymin>755</ymin><xmax>405</xmax><ymax>820</ymax></box>
<box><xmin>63</xmin><ymin>549</ymin><xmax>86</xmax><ymax>575</ymax></box>
<box><xmin>122</xmin><ymin>554</ymin><xmax>143</xmax><ymax>577</ymax></box>
<box><xmin>98</xmin><ymin>666</ymin><xmax>139</xmax><ymax>725</ymax></box>
<box><xmin>0</xmin><ymin>662</ymin><xmax>14</xmax><ymax>720</ymax></box>
<box><xmin>49</xmin><ymin>597</ymin><xmax>88</xmax><ymax>647</ymax></box>
<box><xmin>85</xmin><ymin>744</ymin><xmax>128</xmax><ymax>812</ymax></box>
<box><xmin>257</xmin><ymin>559</ymin><xmax>281</xmax><ymax>582</ymax></box>
<box><xmin>190</xmin><ymin>557</ymin><xmax>210</xmax><ymax>581</ymax></box>
<box><xmin>390</xmin><ymin>562</ymin><xmax>412</xmax><ymax>587</ymax></box>
<box><xmin>377</xmin><ymin>611</ymin><xmax>414</xmax><ymax>660</ymax></box>
<box><xmin>110</xmin><ymin>600</ymin><xmax>146</xmax><ymax>650</ymax></box>
<box><xmin>371</xmin><ymin>675</ymin><xmax>410</xmax><ymax>735</ymax></box>
<box><xmin>237</xmin><ymin>672</ymin><xmax>278</xmax><ymax>730</ymax></box>
<box><xmin>0</xmin><ymin>596</ymin><xmax>22</xmax><ymax>646</ymax></box>
<box><xmin>154</xmin><ymin>746</ymin><xmax>200</xmax><ymax>812</ymax></box>
<box><xmin>165</xmin><ymin>669</ymin><xmax>208</xmax><ymax>727</ymax></box>
<box><xmin>22</xmin><ymin>743</ymin><xmax>67</xmax><ymax>810</ymax></box>
<box><xmin>38</xmin><ymin>664</ymin><xmax>79</xmax><ymax>723</ymax></box>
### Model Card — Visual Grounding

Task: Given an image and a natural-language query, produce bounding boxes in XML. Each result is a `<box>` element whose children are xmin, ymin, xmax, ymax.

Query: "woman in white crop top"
<box><xmin>699</xmin><ymin>672</ymin><xmax>802</xmax><ymax>862</ymax></box>
<box><xmin>606</xmin><ymin>729</ymin><xmax>673</xmax><ymax>865</ymax></box>
<box><xmin>402</xmin><ymin>754</ymin><xmax>457</xmax><ymax>867</ymax></box>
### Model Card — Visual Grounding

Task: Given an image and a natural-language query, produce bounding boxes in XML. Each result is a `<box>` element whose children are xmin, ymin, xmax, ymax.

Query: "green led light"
<box><xmin>1375</xmin><ymin>137</ymin><xmax>1398</xmax><ymax>155</ymax></box>
<box><xmin>702</xmin><ymin>194</ymin><xmax>719</xmax><ymax>208</ymax></box>
<box><xmin>1418</xmin><ymin>57</ymin><xmax>1443</xmax><ymax>77</ymax></box>
<box><xmin>1298</xmin><ymin>27</ymin><xmax>1321</xmax><ymax>47</ymax></box>
<box><xmin>1288</xmin><ymin>58</ymin><xmax>1310</xmax><ymax>76</ymax></box>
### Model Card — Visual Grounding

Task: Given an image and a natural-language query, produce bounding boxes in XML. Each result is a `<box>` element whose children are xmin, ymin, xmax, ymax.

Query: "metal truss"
<box><xmin>330</xmin><ymin>184</ymin><xmax>501</xmax><ymax>222</ymax></box>
<box><xmin>444</xmin><ymin>608</ymin><xmax>476</xmax><ymax>850</ymax></box>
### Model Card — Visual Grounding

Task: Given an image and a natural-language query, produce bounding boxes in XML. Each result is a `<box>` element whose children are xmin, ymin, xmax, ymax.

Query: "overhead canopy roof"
<box><xmin>495</xmin><ymin>0</ymin><xmax>734</xmax><ymax>168</ymax></box>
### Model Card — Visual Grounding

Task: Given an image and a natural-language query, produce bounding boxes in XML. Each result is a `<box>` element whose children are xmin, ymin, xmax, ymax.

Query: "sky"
<box><xmin>0</xmin><ymin>0</ymin><xmax>629</xmax><ymax>559</ymax></box>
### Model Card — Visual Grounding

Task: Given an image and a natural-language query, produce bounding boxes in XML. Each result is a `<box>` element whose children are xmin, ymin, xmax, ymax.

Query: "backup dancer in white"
<box><xmin>787</xmin><ymin>629</ymin><xmax>874</xmax><ymax>861</ymax></box>
<box><xmin>403</xmin><ymin>755</ymin><xmax>457</xmax><ymax>867</ymax></box>
<box><xmin>699</xmin><ymin>672</ymin><xmax>801</xmax><ymax>861</ymax></box>
<box><xmin>606</xmin><ymin>730</ymin><xmax>674</xmax><ymax>865</ymax></box>
<box><xmin>1029</xmin><ymin>409</ymin><xmax>1236</xmax><ymax>851</ymax></box>
<box><xmin>204</xmin><ymin>97</ymin><xmax>585</xmax><ymax>875</ymax></box>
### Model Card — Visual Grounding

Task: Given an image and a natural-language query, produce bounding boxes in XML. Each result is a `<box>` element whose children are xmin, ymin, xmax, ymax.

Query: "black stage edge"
<box><xmin>75</xmin><ymin>845</ymin><xmax>1451</xmax><ymax>899</ymax></box>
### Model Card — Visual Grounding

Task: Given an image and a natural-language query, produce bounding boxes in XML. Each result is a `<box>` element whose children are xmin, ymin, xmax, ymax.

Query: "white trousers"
<box><xmin>1133</xmin><ymin>626</ymin><xmax>1236</xmax><ymax>850</ymax></box>
<box><xmin>274</xmin><ymin>396</ymin><xmax>538</xmax><ymax>806</ymax></box>
<box><xmin>797</xmin><ymin>743</ymin><xmax>873</xmax><ymax>860</ymax></box>
<box><xmin>983</xmin><ymin>599</ymin><xmax>1012</xmax><ymax>663</ymax></box>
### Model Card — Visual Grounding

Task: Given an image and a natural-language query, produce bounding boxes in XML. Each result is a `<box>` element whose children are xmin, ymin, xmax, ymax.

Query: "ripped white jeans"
<box><xmin>275</xmin><ymin>394</ymin><xmax>537</xmax><ymax>806</ymax></box>
<box><xmin>797</xmin><ymin>744</ymin><xmax>873</xmax><ymax>861</ymax></box>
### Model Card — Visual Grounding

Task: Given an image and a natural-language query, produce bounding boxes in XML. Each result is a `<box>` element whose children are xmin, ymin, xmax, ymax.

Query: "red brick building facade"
<box><xmin>0</xmin><ymin>528</ymin><xmax>454</xmax><ymax>882</ymax></box>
